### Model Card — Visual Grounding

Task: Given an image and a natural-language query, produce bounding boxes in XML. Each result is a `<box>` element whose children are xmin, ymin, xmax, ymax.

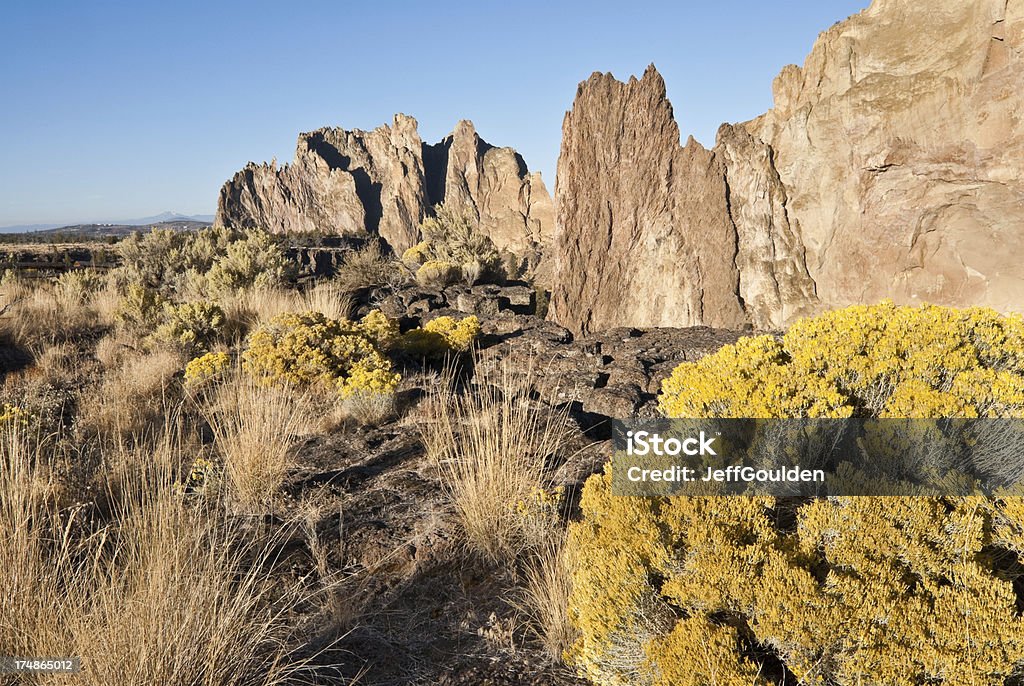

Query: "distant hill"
<box><xmin>34</xmin><ymin>219</ymin><xmax>212</xmax><ymax>238</ymax></box>
<box><xmin>0</xmin><ymin>212</ymin><xmax>214</xmax><ymax>234</ymax></box>
<box><xmin>0</xmin><ymin>219</ymin><xmax>213</xmax><ymax>244</ymax></box>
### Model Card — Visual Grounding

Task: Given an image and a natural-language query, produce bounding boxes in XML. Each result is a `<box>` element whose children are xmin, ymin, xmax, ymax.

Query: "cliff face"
<box><xmin>748</xmin><ymin>0</ymin><xmax>1024</xmax><ymax>315</ymax></box>
<box><xmin>216</xmin><ymin>115</ymin><xmax>553</xmax><ymax>259</ymax></box>
<box><xmin>549</xmin><ymin>0</ymin><xmax>1024</xmax><ymax>333</ymax></box>
<box><xmin>548</xmin><ymin>68</ymin><xmax>815</xmax><ymax>334</ymax></box>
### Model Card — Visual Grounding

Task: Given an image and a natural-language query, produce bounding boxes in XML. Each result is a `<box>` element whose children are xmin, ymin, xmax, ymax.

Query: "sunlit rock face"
<box><xmin>217</xmin><ymin>114</ymin><xmax>553</xmax><ymax>261</ymax></box>
<box><xmin>549</xmin><ymin>0</ymin><xmax>1024</xmax><ymax>333</ymax></box>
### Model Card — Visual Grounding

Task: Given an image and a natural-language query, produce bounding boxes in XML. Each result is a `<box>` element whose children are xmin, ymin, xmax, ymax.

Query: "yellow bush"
<box><xmin>660</xmin><ymin>302</ymin><xmax>1024</xmax><ymax>419</ymax></box>
<box><xmin>0</xmin><ymin>403</ymin><xmax>31</xmax><ymax>428</ymax></box>
<box><xmin>184</xmin><ymin>352</ymin><xmax>230</xmax><ymax>386</ymax></box>
<box><xmin>153</xmin><ymin>301</ymin><xmax>226</xmax><ymax>354</ymax></box>
<box><xmin>400</xmin><ymin>315</ymin><xmax>481</xmax><ymax>359</ymax></box>
<box><xmin>401</xmin><ymin>241</ymin><xmax>431</xmax><ymax>268</ymax></box>
<box><xmin>569</xmin><ymin>471</ymin><xmax>1024</xmax><ymax>685</ymax></box>
<box><xmin>242</xmin><ymin>310</ymin><xmax>399</xmax><ymax>397</ymax></box>
<box><xmin>569</xmin><ymin>304</ymin><xmax>1024</xmax><ymax>685</ymax></box>
<box><xmin>415</xmin><ymin>259</ymin><xmax>461</xmax><ymax>288</ymax></box>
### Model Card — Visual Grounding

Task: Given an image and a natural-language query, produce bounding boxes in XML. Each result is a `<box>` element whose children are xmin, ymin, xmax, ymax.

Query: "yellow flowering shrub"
<box><xmin>184</xmin><ymin>351</ymin><xmax>230</xmax><ymax>386</ymax></box>
<box><xmin>176</xmin><ymin>455</ymin><xmax>222</xmax><ymax>496</ymax></box>
<box><xmin>400</xmin><ymin>315</ymin><xmax>481</xmax><ymax>359</ymax></box>
<box><xmin>0</xmin><ymin>403</ymin><xmax>31</xmax><ymax>428</ymax></box>
<box><xmin>401</xmin><ymin>241</ymin><xmax>431</xmax><ymax>268</ymax></box>
<box><xmin>242</xmin><ymin>310</ymin><xmax>399</xmax><ymax>397</ymax></box>
<box><xmin>570</xmin><ymin>304</ymin><xmax>1024</xmax><ymax>685</ymax></box>
<box><xmin>415</xmin><ymin>259</ymin><xmax>461</xmax><ymax>288</ymax></box>
<box><xmin>153</xmin><ymin>301</ymin><xmax>226</xmax><ymax>354</ymax></box>
<box><xmin>660</xmin><ymin>302</ymin><xmax>1024</xmax><ymax>419</ymax></box>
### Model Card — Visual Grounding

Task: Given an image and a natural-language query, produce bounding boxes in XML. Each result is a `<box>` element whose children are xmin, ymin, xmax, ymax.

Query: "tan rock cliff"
<box><xmin>217</xmin><ymin>115</ymin><xmax>553</xmax><ymax>259</ymax></box>
<box><xmin>549</xmin><ymin>0</ymin><xmax>1024</xmax><ymax>333</ymax></box>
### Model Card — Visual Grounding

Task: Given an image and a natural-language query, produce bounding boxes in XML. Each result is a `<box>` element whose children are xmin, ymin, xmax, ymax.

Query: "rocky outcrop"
<box><xmin>217</xmin><ymin>115</ymin><xmax>553</xmax><ymax>260</ymax></box>
<box><xmin>547</xmin><ymin>68</ymin><xmax>754</xmax><ymax>334</ymax></box>
<box><xmin>428</xmin><ymin>120</ymin><xmax>554</xmax><ymax>261</ymax></box>
<box><xmin>548</xmin><ymin>67</ymin><xmax>816</xmax><ymax>334</ymax></box>
<box><xmin>549</xmin><ymin>0</ymin><xmax>1024</xmax><ymax>333</ymax></box>
<box><xmin>747</xmin><ymin>0</ymin><xmax>1024</xmax><ymax>315</ymax></box>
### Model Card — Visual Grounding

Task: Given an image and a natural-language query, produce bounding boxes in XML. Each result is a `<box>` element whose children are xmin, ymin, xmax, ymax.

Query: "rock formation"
<box><xmin>217</xmin><ymin>115</ymin><xmax>553</xmax><ymax>260</ymax></box>
<box><xmin>549</xmin><ymin>0</ymin><xmax>1024</xmax><ymax>333</ymax></box>
<box><xmin>548</xmin><ymin>67</ymin><xmax>816</xmax><ymax>333</ymax></box>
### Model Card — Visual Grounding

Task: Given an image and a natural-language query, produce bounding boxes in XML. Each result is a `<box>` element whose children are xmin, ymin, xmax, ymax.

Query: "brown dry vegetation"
<box><xmin>0</xmin><ymin>226</ymin><xmax>582</xmax><ymax>685</ymax></box>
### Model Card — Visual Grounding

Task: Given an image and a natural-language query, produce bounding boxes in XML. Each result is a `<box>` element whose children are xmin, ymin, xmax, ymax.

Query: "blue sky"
<box><xmin>0</xmin><ymin>0</ymin><xmax>869</xmax><ymax>227</ymax></box>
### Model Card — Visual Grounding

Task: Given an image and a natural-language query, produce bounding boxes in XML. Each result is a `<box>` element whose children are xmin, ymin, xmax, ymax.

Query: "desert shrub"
<box><xmin>408</xmin><ymin>203</ymin><xmax>503</xmax><ymax>285</ymax></box>
<box><xmin>153</xmin><ymin>301</ymin><xmax>226</xmax><ymax>354</ymax></box>
<box><xmin>415</xmin><ymin>259</ymin><xmax>462</xmax><ymax>288</ymax></box>
<box><xmin>660</xmin><ymin>301</ymin><xmax>1024</xmax><ymax>419</ymax></box>
<box><xmin>205</xmin><ymin>229</ymin><xmax>294</xmax><ymax>294</ymax></box>
<box><xmin>115</xmin><ymin>226</ymin><xmax>292</xmax><ymax>297</ymax></box>
<box><xmin>0</xmin><ymin>402</ymin><xmax>31</xmax><ymax>428</ymax></box>
<box><xmin>242</xmin><ymin>310</ymin><xmax>400</xmax><ymax>399</ymax></box>
<box><xmin>400</xmin><ymin>315</ymin><xmax>481</xmax><ymax>359</ymax></box>
<box><xmin>184</xmin><ymin>351</ymin><xmax>231</xmax><ymax>387</ymax></box>
<box><xmin>54</xmin><ymin>269</ymin><xmax>105</xmax><ymax>306</ymax></box>
<box><xmin>569</xmin><ymin>475</ymin><xmax>1024</xmax><ymax>685</ymax></box>
<box><xmin>568</xmin><ymin>303</ymin><xmax>1024</xmax><ymax>685</ymax></box>
<box><xmin>116</xmin><ymin>228</ymin><xmax>192</xmax><ymax>288</ymax></box>
<box><xmin>333</xmin><ymin>239</ymin><xmax>407</xmax><ymax>293</ymax></box>
<box><xmin>115</xmin><ymin>284</ymin><xmax>167</xmax><ymax>335</ymax></box>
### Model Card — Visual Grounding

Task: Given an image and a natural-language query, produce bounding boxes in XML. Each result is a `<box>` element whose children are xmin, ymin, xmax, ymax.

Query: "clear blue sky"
<box><xmin>0</xmin><ymin>0</ymin><xmax>869</xmax><ymax>227</ymax></box>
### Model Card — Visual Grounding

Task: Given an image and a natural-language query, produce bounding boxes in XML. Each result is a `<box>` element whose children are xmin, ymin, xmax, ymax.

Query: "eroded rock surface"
<box><xmin>549</xmin><ymin>0</ymin><xmax>1024</xmax><ymax>333</ymax></box>
<box><xmin>748</xmin><ymin>0</ymin><xmax>1024</xmax><ymax>314</ymax></box>
<box><xmin>547</xmin><ymin>67</ymin><xmax>817</xmax><ymax>334</ymax></box>
<box><xmin>217</xmin><ymin>115</ymin><xmax>553</xmax><ymax>261</ymax></box>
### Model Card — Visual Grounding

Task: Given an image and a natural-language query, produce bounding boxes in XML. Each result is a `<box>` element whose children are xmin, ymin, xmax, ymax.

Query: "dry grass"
<box><xmin>514</xmin><ymin>533</ymin><xmax>579</xmax><ymax>661</ymax></box>
<box><xmin>76</xmin><ymin>347</ymin><xmax>182</xmax><ymax>444</ymax></box>
<box><xmin>421</xmin><ymin>358</ymin><xmax>568</xmax><ymax>563</ymax></box>
<box><xmin>0</xmin><ymin>424</ymin><xmax>324</xmax><ymax>686</ymax></box>
<box><xmin>301</xmin><ymin>281</ymin><xmax>353</xmax><ymax>321</ymax></box>
<box><xmin>220</xmin><ymin>282</ymin><xmax>353</xmax><ymax>341</ymax></box>
<box><xmin>333</xmin><ymin>240</ymin><xmax>407</xmax><ymax>293</ymax></box>
<box><xmin>205</xmin><ymin>374</ymin><xmax>313</xmax><ymax>512</ymax></box>
<box><xmin>0</xmin><ymin>277</ymin><xmax>98</xmax><ymax>352</ymax></box>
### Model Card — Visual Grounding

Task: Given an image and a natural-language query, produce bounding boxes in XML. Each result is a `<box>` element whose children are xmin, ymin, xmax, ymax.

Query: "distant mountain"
<box><xmin>110</xmin><ymin>211</ymin><xmax>215</xmax><ymax>226</ymax></box>
<box><xmin>0</xmin><ymin>212</ymin><xmax>214</xmax><ymax>234</ymax></box>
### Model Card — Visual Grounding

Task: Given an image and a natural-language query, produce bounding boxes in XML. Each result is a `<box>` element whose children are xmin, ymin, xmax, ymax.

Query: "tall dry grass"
<box><xmin>221</xmin><ymin>282</ymin><xmax>354</xmax><ymax>339</ymax></box>
<box><xmin>0</xmin><ymin>423</ymin><xmax>325</xmax><ymax>686</ymax></box>
<box><xmin>205</xmin><ymin>373</ymin><xmax>313</xmax><ymax>512</ymax></box>
<box><xmin>421</xmin><ymin>358</ymin><xmax>568</xmax><ymax>563</ymax></box>
<box><xmin>76</xmin><ymin>347</ymin><xmax>182</xmax><ymax>444</ymax></box>
<box><xmin>514</xmin><ymin>533</ymin><xmax>579</xmax><ymax>661</ymax></box>
<box><xmin>0</xmin><ymin>275</ymin><xmax>98</xmax><ymax>353</ymax></box>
